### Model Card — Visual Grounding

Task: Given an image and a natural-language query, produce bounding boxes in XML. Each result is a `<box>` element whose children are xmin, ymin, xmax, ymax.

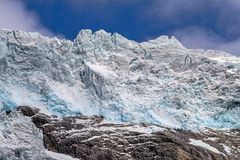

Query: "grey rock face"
<box><xmin>17</xmin><ymin>105</ymin><xmax>40</xmax><ymax>116</ymax></box>
<box><xmin>17</xmin><ymin>107</ymin><xmax>240</xmax><ymax>160</ymax></box>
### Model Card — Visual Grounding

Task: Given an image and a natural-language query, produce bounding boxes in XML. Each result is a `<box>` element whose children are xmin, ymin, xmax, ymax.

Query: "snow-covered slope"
<box><xmin>0</xmin><ymin>29</ymin><xmax>239</xmax><ymax>130</ymax></box>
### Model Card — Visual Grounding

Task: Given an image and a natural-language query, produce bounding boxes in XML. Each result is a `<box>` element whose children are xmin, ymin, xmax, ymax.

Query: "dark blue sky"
<box><xmin>22</xmin><ymin>0</ymin><xmax>164</xmax><ymax>41</ymax></box>
<box><xmin>21</xmin><ymin>0</ymin><xmax>229</xmax><ymax>41</ymax></box>
<box><xmin>0</xmin><ymin>0</ymin><xmax>240</xmax><ymax>55</ymax></box>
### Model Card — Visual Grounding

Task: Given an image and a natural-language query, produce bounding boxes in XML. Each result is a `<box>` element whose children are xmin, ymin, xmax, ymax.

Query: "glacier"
<box><xmin>0</xmin><ymin>28</ymin><xmax>239</xmax><ymax>130</ymax></box>
<box><xmin>0</xmin><ymin>109</ymin><xmax>78</xmax><ymax>160</ymax></box>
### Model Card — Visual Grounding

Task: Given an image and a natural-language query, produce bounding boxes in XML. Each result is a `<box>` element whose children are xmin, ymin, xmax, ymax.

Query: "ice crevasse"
<box><xmin>0</xmin><ymin>28</ymin><xmax>239</xmax><ymax>130</ymax></box>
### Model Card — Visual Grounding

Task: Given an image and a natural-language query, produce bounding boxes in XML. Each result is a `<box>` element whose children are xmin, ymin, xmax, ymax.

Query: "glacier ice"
<box><xmin>0</xmin><ymin>28</ymin><xmax>240</xmax><ymax>130</ymax></box>
<box><xmin>0</xmin><ymin>109</ymin><xmax>79</xmax><ymax>160</ymax></box>
<box><xmin>0</xmin><ymin>110</ymin><xmax>53</xmax><ymax>159</ymax></box>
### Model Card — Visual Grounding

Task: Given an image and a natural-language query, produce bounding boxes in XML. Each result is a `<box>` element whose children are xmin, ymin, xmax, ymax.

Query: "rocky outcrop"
<box><xmin>14</xmin><ymin>106</ymin><xmax>240</xmax><ymax>160</ymax></box>
<box><xmin>17</xmin><ymin>105</ymin><xmax>40</xmax><ymax>116</ymax></box>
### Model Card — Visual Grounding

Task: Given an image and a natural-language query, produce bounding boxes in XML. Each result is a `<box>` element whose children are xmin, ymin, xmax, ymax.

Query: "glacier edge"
<box><xmin>0</xmin><ymin>28</ymin><xmax>239</xmax><ymax>130</ymax></box>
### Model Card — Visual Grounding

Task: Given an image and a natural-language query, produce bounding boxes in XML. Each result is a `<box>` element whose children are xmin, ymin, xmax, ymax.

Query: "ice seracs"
<box><xmin>0</xmin><ymin>28</ymin><xmax>240</xmax><ymax>130</ymax></box>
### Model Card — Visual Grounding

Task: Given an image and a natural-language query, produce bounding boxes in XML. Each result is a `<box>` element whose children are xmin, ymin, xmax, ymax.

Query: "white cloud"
<box><xmin>148</xmin><ymin>0</ymin><xmax>208</xmax><ymax>20</ymax></box>
<box><xmin>0</xmin><ymin>0</ymin><xmax>53</xmax><ymax>36</ymax></box>
<box><xmin>174</xmin><ymin>27</ymin><xmax>240</xmax><ymax>55</ymax></box>
<box><xmin>145</xmin><ymin>0</ymin><xmax>240</xmax><ymax>55</ymax></box>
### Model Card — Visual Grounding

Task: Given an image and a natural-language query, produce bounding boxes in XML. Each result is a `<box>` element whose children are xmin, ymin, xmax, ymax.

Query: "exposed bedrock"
<box><xmin>12</xmin><ymin>106</ymin><xmax>240</xmax><ymax>160</ymax></box>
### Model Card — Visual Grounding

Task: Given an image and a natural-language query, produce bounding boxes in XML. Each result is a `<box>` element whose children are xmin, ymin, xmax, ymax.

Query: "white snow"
<box><xmin>119</xmin><ymin>125</ymin><xmax>165</xmax><ymax>134</ymax></box>
<box><xmin>87</xmin><ymin>63</ymin><xmax>115</xmax><ymax>78</ymax></box>
<box><xmin>189</xmin><ymin>139</ymin><xmax>221</xmax><ymax>154</ymax></box>
<box><xmin>95</xmin><ymin>124</ymin><xmax>164</xmax><ymax>134</ymax></box>
<box><xmin>45</xmin><ymin>150</ymin><xmax>78</xmax><ymax>160</ymax></box>
<box><xmin>9</xmin><ymin>87</ymin><xmax>51</xmax><ymax>115</ymax></box>
<box><xmin>81</xmin><ymin>135</ymin><xmax>103</xmax><ymax>142</ymax></box>
<box><xmin>209</xmin><ymin>55</ymin><xmax>240</xmax><ymax>63</ymax></box>
<box><xmin>75</xmin><ymin>119</ymin><xmax>93</xmax><ymax>124</ymax></box>
<box><xmin>67</xmin><ymin>123</ymin><xmax>165</xmax><ymax>138</ymax></box>
<box><xmin>221</xmin><ymin>144</ymin><xmax>231</xmax><ymax>154</ymax></box>
<box><xmin>205</xmin><ymin>137</ymin><xmax>219</xmax><ymax>141</ymax></box>
<box><xmin>46</xmin><ymin>79</ymin><xmax>91</xmax><ymax>113</ymax></box>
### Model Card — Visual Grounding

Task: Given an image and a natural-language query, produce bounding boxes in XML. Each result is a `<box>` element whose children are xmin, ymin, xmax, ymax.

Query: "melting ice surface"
<box><xmin>0</xmin><ymin>28</ymin><xmax>240</xmax><ymax>130</ymax></box>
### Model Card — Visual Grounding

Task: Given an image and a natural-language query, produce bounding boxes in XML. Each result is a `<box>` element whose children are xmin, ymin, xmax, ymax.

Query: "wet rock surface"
<box><xmin>17</xmin><ymin>106</ymin><xmax>240</xmax><ymax>160</ymax></box>
<box><xmin>16</xmin><ymin>105</ymin><xmax>40</xmax><ymax>117</ymax></box>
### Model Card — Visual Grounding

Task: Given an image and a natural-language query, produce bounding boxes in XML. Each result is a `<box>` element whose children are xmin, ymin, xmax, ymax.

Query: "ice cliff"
<box><xmin>0</xmin><ymin>29</ymin><xmax>239</xmax><ymax>130</ymax></box>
